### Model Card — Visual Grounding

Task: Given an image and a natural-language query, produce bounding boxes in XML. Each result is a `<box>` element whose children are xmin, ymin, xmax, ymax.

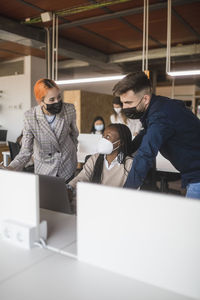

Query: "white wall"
<box><xmin>0</xmin><ymin>56</ymin><xmax>31</xmax><ymax>141</ymax></box>
<box><xmin>30</xmin><ymin>56</ymin><xmax>46</xmax><ymax>106</ymax></box>
<box><xmin>0</xmin><ymin>56</ymin><xmax>46</xmax><ymax>142</ymax></box>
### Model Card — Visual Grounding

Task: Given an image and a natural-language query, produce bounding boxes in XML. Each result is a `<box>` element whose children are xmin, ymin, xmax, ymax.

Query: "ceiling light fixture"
<box><xmin>56</xmin><ymin>75</ymin><xmax>125</xmax><ymax>85</ymax></box>
<box><xmin>167</xmin><ymin>70</ymin><xmax>200</xmax><ymax>77</ymax></box>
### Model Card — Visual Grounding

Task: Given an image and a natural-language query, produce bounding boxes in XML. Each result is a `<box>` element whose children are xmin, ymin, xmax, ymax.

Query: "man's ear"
<box><xmin>143</xmin><ymin>94</ymin><xmax>151</xmax><ymax>106</ymax></box>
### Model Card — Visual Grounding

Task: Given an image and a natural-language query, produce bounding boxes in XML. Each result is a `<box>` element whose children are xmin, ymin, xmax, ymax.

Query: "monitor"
<box><xmin>0</xmin><ymin>129</ymin><xmax>7</xmax><ymax>142</ymax></box>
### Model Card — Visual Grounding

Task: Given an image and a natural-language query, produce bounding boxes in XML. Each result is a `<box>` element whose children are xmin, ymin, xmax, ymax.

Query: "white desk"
<box><xmin>0</xmin><ymin>209</ymin><xmax>193</xmax><ymax>300</ymax></box>
<box><xmin>40</xmin><ymin>209</ymin><xmax>76</xmax><ymax>250</ymax></box>
<box><xmin>0</xmin><ymin>209</ymin><xmax>76</xmax><ymax>284</ymax></box>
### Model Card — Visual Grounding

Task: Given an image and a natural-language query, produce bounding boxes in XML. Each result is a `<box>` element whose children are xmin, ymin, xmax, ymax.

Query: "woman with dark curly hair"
<box><xmin>68</xmin><ymin>123</ymin><xmax>134</xmax><ymax>190</ymax></box>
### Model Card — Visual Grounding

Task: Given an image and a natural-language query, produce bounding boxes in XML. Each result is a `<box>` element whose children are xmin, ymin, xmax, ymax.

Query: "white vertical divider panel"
<box><xmin>77</xmin><ymin>182</ymin><xmax>200</xmax><ymax>299</ymax></box>
<box><xmin>0</xmin><ymin>170</ymin><xmax>39</xmax><ymax>229</ymax></box>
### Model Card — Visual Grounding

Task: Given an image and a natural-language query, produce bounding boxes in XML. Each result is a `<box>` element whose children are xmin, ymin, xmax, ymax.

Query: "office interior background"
<box><xmin>0</xmin><ymin>0</ymin><xmax>200</xmax><ymax>141</ymax></box>
<box><xmin>1</xmin><ymin>2</ymin><xmax>200</xmax><ymax>299</ymax></box>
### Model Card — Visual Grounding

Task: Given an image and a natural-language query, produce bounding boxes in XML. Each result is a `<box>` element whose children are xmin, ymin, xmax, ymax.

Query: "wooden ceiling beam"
<box><xmin>172</xmin><ymin>8</ymin><xmax>200</xmax><ymax>40</ymax></box>
<box><xmin>58</xmin><ymin>0</ymin><xmax>200</xmax><ymax>29</ymax></box>
<box><xmin>14</xmin><ymin>0</ymin><xmax>44</xmax><ymax>12</ymax></box>
<box><xmin>109</xmin><ymin>43</ymin><xmax>200</xmax><ymax>63</ymax></box>
<box><xmin>0</xmin><ymin>15</ymin><xmax>116</xmax><ymax>70</ymax></box>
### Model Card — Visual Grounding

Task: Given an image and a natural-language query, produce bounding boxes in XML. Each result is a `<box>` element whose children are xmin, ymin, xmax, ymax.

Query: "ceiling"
<box><xmin>0</xmin><ymin>0</ymin><xmax>200</xmax><ymax>85</ymax></box>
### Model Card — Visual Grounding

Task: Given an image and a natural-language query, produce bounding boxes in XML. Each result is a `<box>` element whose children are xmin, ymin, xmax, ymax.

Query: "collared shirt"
<box><xmin>45</xmin><ymin>114</ymin><xmax>56</xmax><ymax>130</ymax></box>
<box><xmin>104</xmin><ymin>155</ymin><xmax>119</xmax><ymax>170</ymax></box>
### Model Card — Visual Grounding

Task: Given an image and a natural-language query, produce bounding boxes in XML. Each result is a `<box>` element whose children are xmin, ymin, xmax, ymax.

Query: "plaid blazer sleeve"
<box><xmin>67</xmin><ymin>104</ymin><xmax>79</xmax><ymax>146</ymax></box>
<box><xmin>9</xmin><ymin>111</ymin><xmax>34</xmax><ymax>170</ymax></box>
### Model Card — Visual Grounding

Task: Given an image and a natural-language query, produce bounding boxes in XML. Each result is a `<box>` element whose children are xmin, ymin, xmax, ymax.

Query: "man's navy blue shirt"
<box><xmin>124</xmin><ymin>94</ymin><xmax>200</xmax><ymax>189</ymax></box>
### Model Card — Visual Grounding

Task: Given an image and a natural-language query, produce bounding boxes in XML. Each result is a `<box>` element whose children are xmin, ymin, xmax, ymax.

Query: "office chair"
<box><xmin>0</xmin><ymin>129</ymin><xmax>7</xmax><ymax>142</ymax></box>
<box><xmin>155</xmin><ymin>171</ymin><xmax>181</xmax><ymax>194</ymax></box>
<box><xmin>8</xmin><ymin>141</ymin><xmax>34</xmax><ymax>173</ymax></box>
<box><xmin>8</xmin><ymin>141</ymin><xmax>20</xmax><ymax>161</ymax></box>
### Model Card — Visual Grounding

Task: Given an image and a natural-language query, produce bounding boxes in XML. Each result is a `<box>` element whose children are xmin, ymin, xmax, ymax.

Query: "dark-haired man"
<box><xmin>113</xmin><ymin>72</ymin><xmax>200</xmax><ymax>199</ymax></box>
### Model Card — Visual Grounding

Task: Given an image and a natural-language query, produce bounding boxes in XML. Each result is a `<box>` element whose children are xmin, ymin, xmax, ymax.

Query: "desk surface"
<box><xmin>0</xmin><ymin>209</ymin><xmax>193</xmax><ymax>300</ymax></box>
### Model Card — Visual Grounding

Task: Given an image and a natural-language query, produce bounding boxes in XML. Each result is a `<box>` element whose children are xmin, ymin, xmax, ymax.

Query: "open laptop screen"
<box><xmin>39</xmin><ymin>174</ymin><xmax>72</xmax><ymax>214</ymax></box>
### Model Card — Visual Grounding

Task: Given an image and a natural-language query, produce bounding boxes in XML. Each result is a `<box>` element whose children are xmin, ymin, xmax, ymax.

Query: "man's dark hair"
<box><xmin>112</xmin><ymin>96</ymin><xmax>123</xmax><ymax>107</ymax></box>
<box><xmin>91</xmin><ymin>123</ymin><xmax>132</xmax><ymax>184</ymax></box>
<box><xmin>113</xmin><ymin>72</ymin><xmax>152</xmax><ymax>96</ymax></box>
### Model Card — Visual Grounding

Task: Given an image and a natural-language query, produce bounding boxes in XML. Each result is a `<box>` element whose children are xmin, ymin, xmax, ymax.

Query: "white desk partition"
<box><xmin>77</xmin><ymin>183</ymin><xmax>200</xmax><ymax>299</ymax></box>
<box><xmin>156</xmin><ymin>152</ymin><xmax>179</xmax><ymax>173</ymax></box>
<box><xmin>77</xmin><ymin>133</ymin><xmax>102</xmax><ymax>163</ymax></box>
<box><xmin>0</xmin><ymin>170</ymin><xmax>41</xmax><ymax>248</ymax></box>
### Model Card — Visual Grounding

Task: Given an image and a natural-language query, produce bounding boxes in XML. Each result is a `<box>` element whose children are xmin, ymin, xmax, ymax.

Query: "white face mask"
<box><xmin>114</xmin><ymin>108</ymin><xmax>121</xmax><ymax>114</ymax></box>
<box><xmin>97</xmin><ymin>138</ymin><xmax>120</xmax><ymax>154</ymax></box>
<box><xmin>95</xmin><ymin>124</ymin><xmax>104</xmax><ymax>132</ymax></box>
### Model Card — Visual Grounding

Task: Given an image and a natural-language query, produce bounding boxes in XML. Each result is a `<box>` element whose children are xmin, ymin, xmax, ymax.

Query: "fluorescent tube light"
<box><xmin>167</xmin><ymin>70</ymin><xmax>200</xmax><ymax>77</ymax></box>
<box><xmin>56</xmin><ymin>75</ymin><xmax>125</xmax><ymax>85</ymax></box>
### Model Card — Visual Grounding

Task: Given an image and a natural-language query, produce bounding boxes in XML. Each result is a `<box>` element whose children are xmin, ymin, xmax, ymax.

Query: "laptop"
<box><xmin>0</xmin><ymin>129</ymin><xmax>7</xmax><ymax>142</ymax></box>
<box><xmin>39</xmin><ymin>174</ymin><xmax>72</xmax><ymax>214</ymax></box>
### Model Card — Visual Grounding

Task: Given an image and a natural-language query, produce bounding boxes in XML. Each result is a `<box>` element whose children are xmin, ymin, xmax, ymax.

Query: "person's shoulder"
<box><xmin>153</xmin><ymin>94</ymin><xmax>184</xmax><ymax>114</ymax></box>
<box><xmin>89</xmin><ymin>153</ymin><xmax>100</xmax><ymax>162</ymax></box>
<box><xmin>124</xmin><ymin>156</ymin><xmax>134</xmax><ymax>169</ymax></box>
<box><xmin>63</xmin><ymin>102</ymin><xmax>75</xmax><ymax>109</ymax></box>
<box><xmin>84</xmin><ymin>153</ymin><xmax>100</xmax><ymax>167</ymax></box>
<box><xmin>153</xmin><ymin>94</ymin><xmax>180</xmax><ymax>107</ymax></box>
<box><xmin>24</xmin><ymin>105</ymin><xmax>38</xmax><ymax>118</ymax></box>
<box><xmin>62</xmin><ymin>102</ymin><xmax>76</xmax><ymax>114</ymax></box>
<box><xmin>125</xmin><ymin>155</ymin><xmax>134</xmax><ymax>162</ymax></box>
<box><xmin>110</xmin><ymin>114</ymin><xmax>114</xmax><ymax>121</ymax></box>
<box><xmin>148</xmin><ymin>95</ymin><xmax>170</xmax><ymax>118</ymax></box>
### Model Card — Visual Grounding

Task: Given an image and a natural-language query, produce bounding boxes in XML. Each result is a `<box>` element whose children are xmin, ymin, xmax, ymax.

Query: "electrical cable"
<box><xmin>23</xmin><ymin>0</ymin><xmax>133</xmax><ymax>24</ymax></box>
<box><xmin>142</xmin><ymin>0</ymin><xmax>149</xmax><ymax>74</ymax></box>
<box><xmin>34</xmin><ymin>238</ymin><xmax>77</xmax><ymax>259</ymax></box>
<box><xmin>166</xmin><ymin>0</ymin><xmax>171</xmax><ymax>73</ymax></box>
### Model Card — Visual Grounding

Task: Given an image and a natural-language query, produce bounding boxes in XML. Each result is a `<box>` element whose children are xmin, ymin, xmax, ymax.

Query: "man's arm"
<box><xmin>130</xmin><ymin>129</ymin><xmax>145</xmax><ymax>154</ymax></box>
<box><xmin>125</xmin><ymin>114</ymin><xmax>175</xmax><ymax>189</ymax></box>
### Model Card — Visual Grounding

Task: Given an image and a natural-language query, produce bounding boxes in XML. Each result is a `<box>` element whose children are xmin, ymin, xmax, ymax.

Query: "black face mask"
<box><xmin>122</xmin><ymin>96</ymin><xmax>144</xmax><ymax>119</ymax></box>
<box><xmin>45</xmin><ymin>101</ymin><xmax>63</xmax><ymax>115</ymax></box>
<box><xmin>122</xmin><ymin>107</ymin><xmax>144</xmax><ymax>119</ymax></box>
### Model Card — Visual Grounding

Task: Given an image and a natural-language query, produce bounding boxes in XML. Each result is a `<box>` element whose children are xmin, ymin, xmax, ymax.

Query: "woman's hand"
<box><xmin>0</xmin><ymin>164</ymin><xmax>14</xmax><ymax>171</ymax></box>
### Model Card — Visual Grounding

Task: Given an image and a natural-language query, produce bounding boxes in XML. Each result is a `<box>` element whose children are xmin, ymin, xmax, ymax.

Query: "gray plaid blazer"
<box><xmin>9</xmin><ymin>103</ymin><xmax>79</xmax><ymax>181</ymax></box>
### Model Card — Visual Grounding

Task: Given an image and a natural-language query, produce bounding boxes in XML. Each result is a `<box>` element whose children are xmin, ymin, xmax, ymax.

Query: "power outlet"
<box><xmin>0</xmin><ymin>220</ymin><xmax>39</xmax><ymax>249</ymax></box>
